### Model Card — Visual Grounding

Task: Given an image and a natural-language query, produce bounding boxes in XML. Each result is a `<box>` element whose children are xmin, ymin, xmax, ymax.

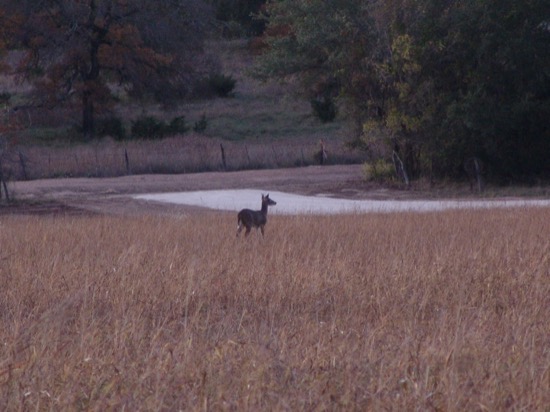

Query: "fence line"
<box><xmin>3</xmin><ymin>138</ymin><xmax>363</xmax><ymax>181</ymax></box>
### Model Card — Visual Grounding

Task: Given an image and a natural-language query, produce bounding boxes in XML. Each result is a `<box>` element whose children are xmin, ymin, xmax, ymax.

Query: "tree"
<box><xmin>441</xmin><ymin>0</ymin><xmax>550</xmax><ymax>179</ymax></box>
<box><xmin>382</xmin><ymin>0</ymin><xmax>550</xmax><ymax>180</ymax></box>
<box><xmin>1</xmin><ymin>0</ymin><xmax>213</xmax><ymax>139</ymax></box>
<box><xmin>259</xmin><ymin>1</ymin><xmax>380</xmax><ymax>119</ymax></box>
<box><xmin>210</xmin><ymin>0</ymin><xmax>267</xmax><ymax>37</ymax></box>
<box><xmin>255</xmin><ymin>0</ymin><xmax>550</xmax><ymax>181</ymax></box>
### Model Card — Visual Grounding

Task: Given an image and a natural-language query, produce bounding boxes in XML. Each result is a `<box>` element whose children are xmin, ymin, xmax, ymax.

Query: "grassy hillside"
<box><xmin>1</xmin><ymin>208</ymin><xmax>549</xmax><ymax>409</ymax></box>
<box><xmin>2</xmin><ymin>40</ymin><xmax>360</xmax><ymax>179</ymax></box>
<box><xmin>170</xmin><ymin>40</ymin><xmax>349</xmax><ymax>143</ymax></box>
<box><xmin>112</xmin><ymin>40</ymin><xmax>351</xmax><ymax>143</ymax></box>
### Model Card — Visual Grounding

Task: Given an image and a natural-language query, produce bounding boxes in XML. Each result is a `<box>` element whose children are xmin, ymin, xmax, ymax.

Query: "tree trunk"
<box><xmin>81</xmin><ymin>0</ymin><xmax>101</xmax><ymax>140</ymax></box>
<box><xmin>82</xmin><ymin>91</ymin><xmax>94</xmax><ymax>140</ymax></box>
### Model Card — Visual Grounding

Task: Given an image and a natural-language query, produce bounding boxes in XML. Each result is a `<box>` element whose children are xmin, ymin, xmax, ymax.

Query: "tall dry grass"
<box><xmin>1</xmin><ymin>208</ymin><xmax>549</xmax><ymax>410</ymax></box>
<box><xmin>11</xmin><ymin>135</ymin><xmax>361</xmax><ymax>180</ymax></box>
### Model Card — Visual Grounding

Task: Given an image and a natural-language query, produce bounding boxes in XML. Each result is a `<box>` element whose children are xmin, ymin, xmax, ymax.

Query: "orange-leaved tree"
<box><xmin>1</xmin><ymin>0</ymin><xmax>212</xmax><ymax>139</ymax></box>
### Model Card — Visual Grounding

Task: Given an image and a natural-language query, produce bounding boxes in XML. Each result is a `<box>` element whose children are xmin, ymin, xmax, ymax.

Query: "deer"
<box><xmin>236</xmin><ymin>194</ymin><xmax>277</xmax><ymax>237</ymax></box>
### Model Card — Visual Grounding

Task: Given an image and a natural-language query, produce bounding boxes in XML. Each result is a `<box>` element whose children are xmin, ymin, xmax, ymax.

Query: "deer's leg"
<box><xmin>236</xmin><ymin>216</ymin><xmax>242</xmax><ymax>237</ymax></box>
<box><xmin>244</xmin><ymin>226</ymin><xmax>251</xmax><ymax>236</ymax></box>
<box><xmin>260</xmin><ymin>225</ymin><xmax>265</xmax><ymax>236</ymax></box>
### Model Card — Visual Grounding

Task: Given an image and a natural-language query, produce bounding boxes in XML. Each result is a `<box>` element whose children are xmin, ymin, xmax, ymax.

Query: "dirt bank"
<box><xmin>3</xmin><ymin>165</ymin><xmax>377</xmax><ymax>215</ymax></box>
<box><xmin>2</xmin><ymin>164</ymin><xmax>548</xmax><ymax>216</ymax></box>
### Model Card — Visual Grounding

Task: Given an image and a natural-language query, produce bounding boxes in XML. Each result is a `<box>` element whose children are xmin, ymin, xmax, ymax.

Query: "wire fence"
<box><xmin>3</xmin><ymin>136</ymin><xmax>364</xmax><ymax>182</ymax></box>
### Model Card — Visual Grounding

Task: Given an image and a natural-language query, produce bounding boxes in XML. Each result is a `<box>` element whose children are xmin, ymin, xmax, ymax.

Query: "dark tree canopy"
<box><xmin>1</xmin><ymin>0</ymin><xmax>214</xmax><ymax>138</ymax></box>
<box><xmin>209</xmin><ymin>0</ymin><xmax>266</xmax><ymax>36</ymax></box>
<box><xmin>255</xmin><ymin>0</ymin><xmax>550</xmax><ymax>181</ymax></box>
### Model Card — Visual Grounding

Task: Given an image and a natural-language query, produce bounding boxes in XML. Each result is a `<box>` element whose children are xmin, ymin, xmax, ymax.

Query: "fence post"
<box><xmin>245</xmin><ymin>145</ymin><xmax>251</xmax><ymax>167</ymax></box>
<box><xmin>0</xmin><ymin>165</ymin><xmax>9</xmax><ymax>202</ymax></box>
<box><xmin>124</xmin><ymin>148</ymin><xmax>130</xmax><ymax>175</ymax></box>
<box><xmin>220</xmin><ymin>143</ymin><xmax>227</xmax><ymax>171</ymax></box>
<box><xmin>18</xmin><ymin>151</ymin><xmax>28</xmax><ymax>180</ymax></box>
<box><xmin>271</xmin><ymin>145</ymin><xmax>279</xmax><ymax>166</ymax></box>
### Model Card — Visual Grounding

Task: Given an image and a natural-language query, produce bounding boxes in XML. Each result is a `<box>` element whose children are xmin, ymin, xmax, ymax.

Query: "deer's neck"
<box><xmin>261</xmin><ymin>202</ymin><xmax>269</xmax><ymax>216</ymax></box>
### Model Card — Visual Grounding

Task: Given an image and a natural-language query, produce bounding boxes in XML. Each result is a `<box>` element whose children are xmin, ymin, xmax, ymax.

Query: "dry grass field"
<box><xmin>11</xmin><ymin>134</ymin><xmax>360</xmax><ymax>180</ymax></box>
<box><xmin>1</xmin><ymin>208</ymin><xmax>549</xmax><ymax>410</ymax></box>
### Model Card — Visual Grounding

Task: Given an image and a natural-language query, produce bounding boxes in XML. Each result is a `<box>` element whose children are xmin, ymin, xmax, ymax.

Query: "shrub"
<box><xmin>214</xmin><ymin>0</ymin><xmax>266</xmax><ymax>37</ymax></box>
<box><xmin>310</xmin><ymin>96</ymin><xmax>337</xmax><ymax>122</ymax></box>
<box><xmin>168</xmin><ymin>116</ymin><xmax>188</xmax><ymax>135</ymax></box>
<box><xmin>193</xmin><ymin>114</ymin><xmax>208</xmax><ymax>133</ymax></box>
<box><xmin>209</xmin><ymin>74</ymin><xmax>236</xmax><ymax>98</ymax></box>
<box><xmin>96</xmin><ymin>116</ymin><xmax>126</xmax><ymax>140</ymax></box>
<box><xmin>129</xmin><ymin>115</ymin><xmax>190</xmax><ymax>140</ymax></box>
<box><xmin>131</xmin><ymin>116</ymin><xmax>166</xmax><ymax>139</ymax></box>
<box><xmin>363</xmin><ymin>159</ymin><xmax>395</xmax><ymax>182</ymax></box>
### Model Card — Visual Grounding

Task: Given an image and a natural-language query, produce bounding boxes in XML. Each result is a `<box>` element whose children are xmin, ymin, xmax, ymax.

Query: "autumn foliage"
<box><xmin>0</xmin><ymin>0</ymin><xmax>212</xmax><ymax>138</ymax></box>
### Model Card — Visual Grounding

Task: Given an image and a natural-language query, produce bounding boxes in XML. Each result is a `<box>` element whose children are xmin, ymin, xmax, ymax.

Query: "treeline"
<box><xmin>254</xmin><ymin>0</ymin><xmax>550</xmax><ymax>182</ymax></box>
<box><xmin>2</xmin><ymin>0</ymin><xmax>549</xmax><ymax>182</ymax></box>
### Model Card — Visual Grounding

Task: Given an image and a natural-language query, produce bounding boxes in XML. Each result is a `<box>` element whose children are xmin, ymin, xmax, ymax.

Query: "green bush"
<box><xmin>131</xmin><ymin>116</ymin><xmax>167</xmax><ymax>139</ymax></box>
<box><xmin>213</xmin><ymin>0</ymin><xmax>266</xmax><ymax>37</ymax></box>
<box><xmin>168</xmin><ymin>116</ymin><xmax>188</xmax><ymax>134</ymax></box>
<box><xmin>130</xmin><ymin>115</ymin><xmax>189</xmax><ymax>140</ymax></box>
<box><xmin>311</xmin><ymin>96</ymin><xmax>337</xmax><ymax>122</ymax></box>
<box><xmin>96</xmin><ymin>117</ymin><xmax>126</xmax><ymax>140</ymax></box>
<box><xmin>209</xmin><ymin>74</ymin><xmax>236</xmax><ymax>98</ymax></box>
<box><xmin>193</xmin><ymin>114</ymin><xmax>208</xmax><ymax>133</ymax></box>
<box><xmin>362</xmin><ymin>159</ymin><xmax>395</xmax><ymax>182</ymax></box>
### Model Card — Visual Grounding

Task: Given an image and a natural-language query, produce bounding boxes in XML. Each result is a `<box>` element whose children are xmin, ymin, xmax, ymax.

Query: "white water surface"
<box><xmin>134</xmin><ymin>190</ymin><xmax>550</xmax><ymax>215</ymax></box>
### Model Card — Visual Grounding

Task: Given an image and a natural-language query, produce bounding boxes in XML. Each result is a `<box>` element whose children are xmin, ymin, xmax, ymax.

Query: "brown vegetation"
<box><xmin>8</xmin><ymin>135</ymin><xmax>361</xmax><ymax>180</ymax></box>
<box><xmin>1</xmin><ymin>208</ymin><xmax>549</xmax><ymax>410</ymax></box>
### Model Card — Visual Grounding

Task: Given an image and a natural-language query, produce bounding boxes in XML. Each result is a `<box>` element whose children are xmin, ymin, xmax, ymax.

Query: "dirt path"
<box><xmin>3</xmin><ymin>164</ymin><xmax>549</xmax><ymax>216</ymax></box>
<box><xmin>4</xmin><ymin>165</ymin><xmax>392</xmax><ymax>216</ymax></box>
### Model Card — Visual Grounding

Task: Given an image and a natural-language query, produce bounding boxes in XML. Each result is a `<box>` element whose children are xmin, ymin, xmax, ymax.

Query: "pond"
<box><xmin>134</xmin><ymin>190</ymin><xmax>550</xmax><ymax>214</ymax></box>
